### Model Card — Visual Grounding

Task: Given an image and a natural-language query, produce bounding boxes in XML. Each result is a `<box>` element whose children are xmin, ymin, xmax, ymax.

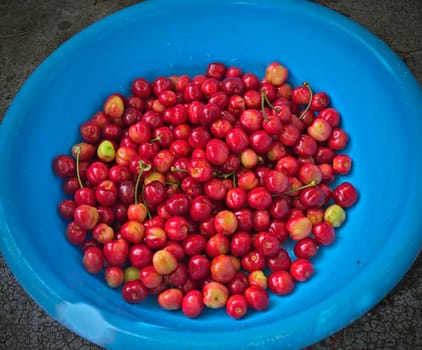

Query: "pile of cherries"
<box><xmin>52</xmin><ymin>61</ymin><xmax>358</xmax><ymax>319</ymax></box>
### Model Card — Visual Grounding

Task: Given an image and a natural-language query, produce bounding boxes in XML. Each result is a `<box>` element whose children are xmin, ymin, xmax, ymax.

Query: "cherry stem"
<box><xmin>171</xmin><ymin>166</ymin><xmax>188</xmax><ymax>173</ymax></box>
<box><xmin>282</xmin><ymin>180</ymin><xmax>317</xmax><ymax>195</ymax></box>
<box><xmin>149</xmin><ymin>135</ymin><xmax>162</xmax><ymax>143</ymax></box>
<box><xmin>298</xmin><ymin>81</ymin><xmax>313</xmax><ymax>120</ymax></box>
<box><xmin>215</xmin><ymin>170</ymin><xmax>239</xmax><ymax>188</ymax></box>
<box><xmin>166</xmin><ymin>181</ymin><xmax>180</xmax><ymax>187</ymax></box>
<box><xmin>221</xmin><ymin>171</ymin><xmax>235</xmax><ymax>179</ymax></box>
<box><xmin>261</xmin><ymin>90</ymin><xmax>281</xmax><ymax>122</ymax></box>
<box><xmin>142</xmin><ymin>187</ymin><xmax>152</xmax><ymax>220</ymax></box>
<box><xmin>134</xmin><ymin>160</ymin><xmax>152</xmax><ymax>205</ymax></box>
<box><xmin>74</xmin><ymin>145</ymin><xmax>83</xmax><ymax>189</ymax></box>
<box><xmin>262</xmin><ymin>90</ymin><xmax>276</xmax><ymax>109</ymax></box>
<box><xmin>260</xmin><ymin>91</ymin><xmax>269</xmax><ymax>122</ymax></box>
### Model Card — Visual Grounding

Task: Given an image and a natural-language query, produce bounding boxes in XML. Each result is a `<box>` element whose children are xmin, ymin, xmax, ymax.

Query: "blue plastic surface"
<box><xmin>0</xmin><ymin>0</ymin><xmax>421</xmax><ymax>349</ymax></box>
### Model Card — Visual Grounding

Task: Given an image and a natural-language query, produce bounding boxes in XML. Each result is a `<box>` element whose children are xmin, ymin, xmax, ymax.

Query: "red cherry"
<box><xmin>226</xmin><ymin>294</ymin><xmax>248</xmax><ymax>319</ymax></box>
<box><xmin>122</xmin><ymin>280</ymin><xmax>148</xmax><ymax>304</ymax></box>
<box><xmin>253</xmin><ymin>231</ymin><xmax>280</xmax><ymax>256</ymax></box>
<box><xmin>225</xmin><ymin>127</ymin><xmax>249</xmax><ymax>153</ymax></box>
<box><xmin>332</xmin><ymin>182</ymin><xmax>358</xmax><ymax>208</ymax></box>
<box><xmin>312</xmin><ymin>221</ymin><xmax>336</xmax><ymax>246</ymax></box>
<box><xmin>244</xmin><ymin>286</ymin><xmax>269</xmax><ymax>311</ymax></box>
<box><xmin>293</xmin><ymin>237</ymin><xmax>320</xmax><ymax>259</ymax></box>
<box><xmin>181</xmin><ymin>290</ymin><xmax>204</xmax><ymax>318</ymax></box>
<box><xmin>188</xmin><ymin>254</ymin><xmax>210</xmax><ymax>281</ymax></box>
<box><xmin>205</xmin><ymin>139</ymin><xmax>230</xmax><ymax>166</ymax></box>
<box><xmin>206</xmin><ymin>62</ymin><xmax>227</xmax><ymax>80</ymax></box>
<box><xmin>290</xmin><ymin>258</ymin><xmax>314</xmax><ymax>282</ymax></box>
<box><xmin>268</xmin><ymin>270</ymin><xmax>295</xmax><ymax>295</ymax></box>
<box><xmin>187</xmin><ymin>157</ymin><xmax>213</xmax><ymax>183</ymax></box>
<box><xmin>189</xmin><ymin>195</ymin><xmax>214</xmax><ymax>222</ymax></box>
<box><xmin>247</xmin><ymin>186</ymin><xmax>272</xmax><ymax>210</ymax></box>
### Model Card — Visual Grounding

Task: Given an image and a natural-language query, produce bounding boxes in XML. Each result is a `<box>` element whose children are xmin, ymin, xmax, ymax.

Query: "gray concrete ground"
<box><xmin>0</xmin><ymin>1</ymin><xmax>421</xmax><ymax>349</ymax></box>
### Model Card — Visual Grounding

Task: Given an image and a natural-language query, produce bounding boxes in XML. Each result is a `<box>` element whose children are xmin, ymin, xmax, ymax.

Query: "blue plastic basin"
<box><xmin>0</xmin><ymin>1</ymin><xmax>421</xmax><ymax>349</ymax></box>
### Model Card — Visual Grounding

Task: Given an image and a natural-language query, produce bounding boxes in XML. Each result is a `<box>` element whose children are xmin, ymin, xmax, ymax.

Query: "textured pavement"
<box><xmin>0</xmin><ymin>1</ymin><xmax>421</xmax><ymax>349</ymax></box>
